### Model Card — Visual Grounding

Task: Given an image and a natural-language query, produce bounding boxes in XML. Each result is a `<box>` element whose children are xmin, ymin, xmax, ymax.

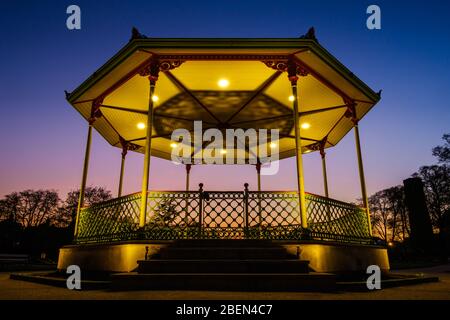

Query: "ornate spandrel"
<box><xmin>139</xmin><ymin>59</ymin><xmax>184</xmax><ymax>78</ymax></box>
<box><xmin>262</xmin><ymin>59</ymin><xmax>309</xmax><ymax>77</ymax></box>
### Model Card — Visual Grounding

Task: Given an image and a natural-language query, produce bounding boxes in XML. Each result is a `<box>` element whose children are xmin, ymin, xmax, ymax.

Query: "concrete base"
<box><xmin>57</xmin><ymin>241</ymin><xmax>389</xmax><ymax>273</ymax></box>
<box><xmin>58</xmin><ymin>242</ymin><xmax>169</xmax><ymax>273</ymax></box>
<box><xmin>281</xmin><ymin>241</ymin><xmax>390</xmax><ymax>273</ymax></box>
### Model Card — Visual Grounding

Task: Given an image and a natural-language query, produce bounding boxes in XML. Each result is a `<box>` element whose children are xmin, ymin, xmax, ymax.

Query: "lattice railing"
<box><xmin>75</xmin><ymin>188</ymin><xmax>372</xmax><ymax>244</ymax></box>
<box><xmin>305</xmin><ymin>193</ymin><xmax>371</xmax><ymax>242</ymax></box>
<box><xmin>142</xmin><ymin>191</ymin><xmax>201</xmax><ymax>240</ymax></box>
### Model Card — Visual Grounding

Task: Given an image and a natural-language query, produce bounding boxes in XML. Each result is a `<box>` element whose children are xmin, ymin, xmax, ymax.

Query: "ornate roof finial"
<box><xmin>130</xmin><ymin>27</ymin><xmax>147</xmax><ymax>41</ymax></box>
<box><xmin>300</xmin><ymin>27</ymin><xmax>317</xmax><ymax>41</ymax></box>
<box><xmin>64</xmin><ymin>90</ymin><xmax>71</xmax><ymax>99</ymax></box>
<box><xmin>377</xmin><ymin>89</ymin><xmax>383</xmax><ymax>97</ymax></box>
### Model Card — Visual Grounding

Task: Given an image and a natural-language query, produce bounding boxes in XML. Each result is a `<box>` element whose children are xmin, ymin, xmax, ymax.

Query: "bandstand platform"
<box><xmin>59</xmin><ymin>29</ymin><xmax>388</xmax><ymax>290</ymax></box>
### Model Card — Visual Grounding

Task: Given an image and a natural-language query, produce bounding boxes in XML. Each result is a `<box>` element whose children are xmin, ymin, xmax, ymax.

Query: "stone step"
<box><xmin>171</xmin><ymin>239</ymin><xmax>275</xmax><ymax>248</ymax></box>
<box><xmin>137</xmin><ymin>259</ymin><xmax>309</xmax><ymax>274</ymax></box>
<box><xmin>158</xmin><ymin>247</ymin><xmax>292</xmax><ymax>260</ymax></box>
<box><xmin>111</xmin><ymin>272</ymin><xmax>336</xmax><ymax>292</ymax></box>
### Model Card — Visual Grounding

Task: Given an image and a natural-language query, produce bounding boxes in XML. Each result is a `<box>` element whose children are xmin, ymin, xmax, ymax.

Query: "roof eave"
<box><xmin>67</xmin><ymin>38</ymin><xmax>380</xmax><ymax>105</ymax></box>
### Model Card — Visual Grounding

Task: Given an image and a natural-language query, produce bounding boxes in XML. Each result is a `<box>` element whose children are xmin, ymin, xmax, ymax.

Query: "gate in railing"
<box><xmin>75</xmin><ymin>183</ymin><xmax>372</xmax><ymax>244</ymax></box>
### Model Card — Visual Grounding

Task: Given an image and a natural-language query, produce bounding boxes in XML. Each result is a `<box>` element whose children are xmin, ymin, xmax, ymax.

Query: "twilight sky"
<box><xmin>0</xmin><ymin>0</ymin><xmax>449</xmax><ymax>202</ymax></box>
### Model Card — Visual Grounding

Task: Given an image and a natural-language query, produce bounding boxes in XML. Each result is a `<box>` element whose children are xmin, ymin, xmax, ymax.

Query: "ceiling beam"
<box><xmin>165</xmin><ymin>71</ymin><xmax>222</xmax><ymax>124</ymax></box>
<box><xmin>225</xmin><ymin>71</ymin><xmax>282</xmax><ymax>123</ymax></box>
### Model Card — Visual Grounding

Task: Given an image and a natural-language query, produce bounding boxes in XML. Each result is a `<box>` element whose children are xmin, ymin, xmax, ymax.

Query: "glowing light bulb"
<box><xmin>301</xmin><ymin>122</ymin><xmax>311</xmax><ymax>129</ymax></box>
<box><xmin>170</xmin><ymin>142</ymin><xmax>178</xmax><ymax>148</ymax></box>
<box><xmin>137</xmin><ymin>122</ymin><xmax>146</xmax><ymax>130</ymax></box>
<box><xmin>288</xmin><ymin>95</ymin><xmax>295</xmax><ymax>102</ymax></box>
<box><xmin>270</xmin><ymin>142</ymin><xmax>277</xmax><ymax>149</ymax></box>
<box><xmin>152</xmin><ymin>95</ymin><xmax>159</xmax><ymax>102</ymax></box>
<box><xmin>220</xmin><ymin>149</ymin><xmax>227</xmax><ymax>154</ymax></box>
<box><xmin>218</xmin><ymin>79</ymin><xmax>230</xmax><ymax>88</ymax></box>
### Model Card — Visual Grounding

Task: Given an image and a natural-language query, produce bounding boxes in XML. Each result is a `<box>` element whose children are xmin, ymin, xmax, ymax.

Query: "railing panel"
<box><xmin>306</xmin><ymin>193</ymin><xmax>371</xmax><ymax>241</ymax></box>
<box><xmin>202</xmin><ymin>192</ymin><xmax>245</xmax><ymax>228</ymax></box>
<box><xmin>77</xmin><ymin>193</ymin><xmax>141</xmax><ymax>243</ymax></box>
<box><xmin>143</xmin><ymin>191</ymin><xmax>201</xmax><ymax>240</ymax></box>
<box><xmin>247</xmin><ymin>192</ymin><xmax>301</xmax><ymax>227</ymax></box>
<box><xmin>75</xmin><ymin>190</ymin><xmax>372</xmax><ymax>244</ymax></box>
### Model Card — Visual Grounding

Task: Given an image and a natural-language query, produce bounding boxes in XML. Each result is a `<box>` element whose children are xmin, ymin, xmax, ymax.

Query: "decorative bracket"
<box><xmin>263</xmin><ymin>58</ymin><xmax>309</xmax><ymax>82</ymax></box>
<box><xmin>307</xmin><ymin>137</ymin><xmax>328</xmax><ymax>158</ymax></box>
<box><xmin>139</xmin><ymin>59</ymin><xmax>161</xmax><ymax>83</ymax></box>
<box><xmin>255</xmin><ymin>161</ymin><xmax>261</xmax><ymax>174</ymax></box>
<box><xmin>119</xmin><ymin>136</ymin><xmax>140</xmax><ymax>158</ymax></box>
<box><xmin>88</xmin><ymin>97</ymin><xmax>103</xmax><ymax>125</ymax></box>
<box><xmin>139</xmin><ymin>58</ymin><xmax>184</xmax><ymax>83</ymax></box>
<box><xmin>343</xmin><ymin>99</ymin><xmax>358</xmax><ymax>125</ymax></box>
<box><xmin>119</xmin><ymin>136</ymin><xmax>129</xmax><ymax>158</ymax></box>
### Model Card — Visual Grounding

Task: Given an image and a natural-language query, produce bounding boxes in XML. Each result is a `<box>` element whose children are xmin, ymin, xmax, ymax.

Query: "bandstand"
<box><xmin>58</xmin><ymin>29</ymin><xmax>389</xmax><ymax>284</ymax></box>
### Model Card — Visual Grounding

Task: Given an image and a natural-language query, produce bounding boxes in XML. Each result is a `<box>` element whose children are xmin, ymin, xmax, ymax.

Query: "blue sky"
<box><xmin>0</xmin><ymin>0</ymin><xmax>449</xmax><ymax>202</ymax></box>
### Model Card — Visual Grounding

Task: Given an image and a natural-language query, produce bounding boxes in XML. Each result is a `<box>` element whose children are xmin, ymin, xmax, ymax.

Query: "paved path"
<box><xmin>1</xmin><ymin>264</ymin><xmax>449</xmax><ymax>300</ymax></box>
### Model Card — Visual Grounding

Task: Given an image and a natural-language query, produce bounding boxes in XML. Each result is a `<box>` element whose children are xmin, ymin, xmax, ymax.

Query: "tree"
<box><xmin>414</xmin><ymin>165</ymin><xmax>450</xmax><ymax>235</ymax></box>
<box><xmin>432</xmin><ymin>133</ymin><xmax>450</xmax><ymax>164</ymax></box>
<box><xmin>369</xmin><ymin>186</ymin><xmax>409</xmax><ymax>242</ymax></box>
<box><xmin>59</xmin><ymin>186</ymin><xmax>112</xmax><ymax>227</ymax></box>
<box><xmin>384</xmin><ymin>186</ymin><xmax>409</xmax><ymax>241</ymax></box>
<box><xmin>0</xmin><ymin>190</ymin><xmax>60</xmax><ymax>227</ymax></box>
<box><xmin>369</xmin><ymin>190</ymin><xmax>391</xmax><ymax>241</ymax></box>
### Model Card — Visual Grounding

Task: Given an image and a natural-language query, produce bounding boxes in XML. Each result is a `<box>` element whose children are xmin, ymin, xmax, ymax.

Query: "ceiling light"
<box><xmin>220</xmin><ymin>149</ymin><xmax>227</xmax><ymax>154</ymax></box>
<box><xmin>152</xmin><ymin>95</ymin><xmax>159</xmax><ymax>102</ymax></box>
<box><xmin>170</xmin><ymin>142</ymin><xmax>178</xmax><ymax>148</ymax></box>
<box><xmin>137</xmin><ymin>122</ymin><xmax>146</xmax><ymax>130</ymax></box>
<box><xmin>218</xmin><ymin>79</ymin><xmax>230</xmax><ymax>88</ymax></box>
<box><xmin>301</xmin><ymin>122</ymin><xmax>311</xmax><ymax>130</ymax></box>
<box><xmin>270</xmin><ymin>142</ymin><xmax>277</xmax><ymax>149</ymax></box>
<box><xmin>288</xmin><ymin>95</ymin><xmax>295</xmax><ymax>102</ymax></box>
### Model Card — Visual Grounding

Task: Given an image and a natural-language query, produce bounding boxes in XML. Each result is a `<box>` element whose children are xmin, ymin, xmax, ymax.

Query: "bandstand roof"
<box><xmin>66</xmin><ymin>29</ymin><xmax>380</xmax><ymax>164</ymax></box>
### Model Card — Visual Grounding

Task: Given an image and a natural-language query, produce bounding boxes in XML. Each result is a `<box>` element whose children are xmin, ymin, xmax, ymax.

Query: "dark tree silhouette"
<box><xmin>0</xmin><ymin>190</ymin><xmax>60</xmax><ymax>227</ymax></box>
<box><xmin>369</xmin><ymin>190</ymin><xmax>391</xmax><ymax>241</ymax></box>
<box><xmin>369</xmin><ymin>187</ymin><xmax>408</xmax><ymax>242</ymax></box>
<box><xmin>59</xmin><ymin>186</ymin><xmax>112</xmax><ymax>227</ymax></box>
<box><xmin>432</xmin><ymin>133</ymin><xmax>450</xmax><ymax>164</ymax></box>
<box><xmin>385</xmin><ymin>186</ymin><xmax>409</xmax><ymax>241</ymax></box>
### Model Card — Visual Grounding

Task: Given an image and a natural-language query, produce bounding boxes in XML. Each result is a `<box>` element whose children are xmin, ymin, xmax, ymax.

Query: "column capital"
<box><xmin>344</xmin><ymin>100</ymin><xmax>359</xmax><ymax>125</ymax></box>
<box><xmin>119</xmin><ymin>137</ymin><xmax>129</xmax><ymax>158</ymax></box>
<box><xmin>288</xmin><ymin>58</ymin><xmax>309</xmax><ymax>84</ymax></box>
<box><xmin>307</xmin><ymin>137</ymin><xmax>327</xmax><ymax>158</ymax></box>
<box><xmin>139</xmin><ymin>59</ymin><xmax>160</xmax><ymax>83</ymax></box>
<box><xmin>263</xmin><ymin>57</ymin><xmax>308</xmax><ymax>84</ymax></box>
<box><xmin>88</xmin><ymin>97</ymin><xmax>103</xmax><ymax>125</ymax></box>
<box><xmin>139</xmin><ymin>58</ymin><xmax>184</xmax><ymax>83</ymax></box>
<box><xmin>255</xmin><ymin>162</ymin><xmax>261</xmax><ymax>173</ymax></box>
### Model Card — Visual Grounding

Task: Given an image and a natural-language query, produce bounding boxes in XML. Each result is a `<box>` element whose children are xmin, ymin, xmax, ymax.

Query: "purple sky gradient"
<box><xmin>0</xmin><ymin>0</ymin><xmax>449</xmax><ymax>203</ymax></box>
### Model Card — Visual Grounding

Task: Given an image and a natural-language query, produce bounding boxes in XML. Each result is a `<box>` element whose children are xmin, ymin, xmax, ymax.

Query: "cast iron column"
<box><xmin>320</xmin><ymin>146</ymin><xmax>329</xmax><ymax>198</ymax></box>
<box><xmin>74</xmin><ymin>99</ymin><xmax>102</xmax><ymax>237</ymax></box>
<box><xmin>139</xmin><ymin>61</ymin><xmax>159</xmax><ymax>228</ymax></box>
<box><xmin>288</xmin><ymin>60</ymin><xmax>308</xmax><ymax>229</ymax></box>
<box><xmin>255</xmin><ymin>162</ymin><xmax>262</xmax><ymax>192</ymax></box>
<box><xmin>185</xmin><ymin>164</ymin><xmax>192</xmax><ymax>191</ymax></box>
<box><xmin>350</xmin><ymin>107</ymin><xmax>373</xmax><ymax>236</ymax></box>
<box><xmin>118</xmin><ymin>140</ymin><xmax>128</xmax><ymax>198</ymax></box>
